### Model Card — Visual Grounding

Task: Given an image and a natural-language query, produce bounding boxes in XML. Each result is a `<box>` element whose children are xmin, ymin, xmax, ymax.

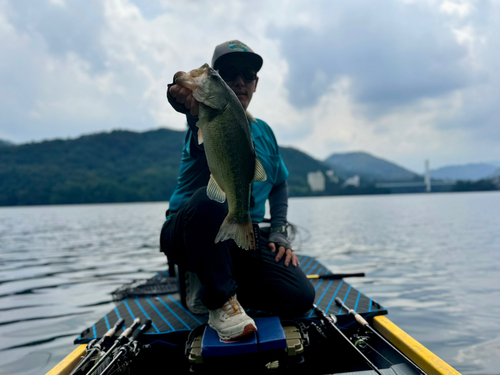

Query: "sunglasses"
<box><xmin>218</xmin><ymin>66</ymin><xmax>257</xmax><ymax>82</ymax></box>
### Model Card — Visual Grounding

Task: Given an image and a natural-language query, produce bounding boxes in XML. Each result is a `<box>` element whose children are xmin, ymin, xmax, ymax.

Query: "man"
<box><xmin>161</xmin><ymin>40</ymin><xmax>315</xmax><ymax>341</ymax></box>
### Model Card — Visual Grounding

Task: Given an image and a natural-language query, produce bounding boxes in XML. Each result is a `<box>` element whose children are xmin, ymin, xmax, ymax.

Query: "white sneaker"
<box><xmin>208</xmin><ymin>295</ymin><xmax>257</xmax><ymax>341</ymax></box>
<box><xmin>185</xmin><ymin>271</ymin><xmax>208</xmax><ymax>314</ymax></box>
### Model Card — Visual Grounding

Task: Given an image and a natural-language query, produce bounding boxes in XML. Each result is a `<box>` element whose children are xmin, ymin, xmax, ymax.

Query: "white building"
<box><xmin>342</xmin><ymin>175</ymin><xmax>360</xmax><ymax>188</ymax></box>
<box><xmin>325</xmin><ymin>170</ymin><xmax>339</xmax><ymax>183</ymax></box>
<box><xmin>307</xmin><ymin>171</ymin><xmax>326</xmax><ymax>192</ymax></box>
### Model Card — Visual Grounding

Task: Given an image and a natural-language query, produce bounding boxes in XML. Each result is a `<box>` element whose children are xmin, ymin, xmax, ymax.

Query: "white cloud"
<box><xmin>49</xmin><ymin>0</ymin><xmax>66</xmax><ymax>7</ymax></box>
<box><xmin>440</xmin><ymin>0</ymin><xmax>473</xmax><ymax>17</ymax></box>
<box><xmin>272</xmin><ymin>77</ymin><xmax>469</xmax><ymax>172</ymax></box>
<box><xmin>0</xmin><ymin>0</ymin><xmax>499</xmax><ymax>170</ymax></box>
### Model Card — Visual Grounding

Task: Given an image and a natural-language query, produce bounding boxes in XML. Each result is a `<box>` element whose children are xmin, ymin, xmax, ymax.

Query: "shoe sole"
<box><xmin>223</xmin><ymin>323</ymin><xmax>258</xmax><ymax>341</ymax></box>
<box><xmin>209</xmin><ymin>322</ymin><xmax>258</xmax><ymax>342</ymax></box>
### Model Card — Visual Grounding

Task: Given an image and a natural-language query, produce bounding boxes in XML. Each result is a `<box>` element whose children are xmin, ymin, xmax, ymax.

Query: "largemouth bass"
<box><xmin>175</xmin><ymin>63</ymin><xmax>267</xmax><ymax>250</ymax></box>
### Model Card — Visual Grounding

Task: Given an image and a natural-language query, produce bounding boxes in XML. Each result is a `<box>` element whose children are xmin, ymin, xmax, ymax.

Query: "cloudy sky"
<box><xmin>1</xmin><ymin>0</ymin><xmax>499</xmax><ymax>172</ymax></box>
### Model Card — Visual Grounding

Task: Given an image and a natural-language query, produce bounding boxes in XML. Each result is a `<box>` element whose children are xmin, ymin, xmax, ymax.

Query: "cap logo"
<box><xmin>229</xmin><ymin>41</ymin><xmax>248</xmax><ymax>52</ymax></box>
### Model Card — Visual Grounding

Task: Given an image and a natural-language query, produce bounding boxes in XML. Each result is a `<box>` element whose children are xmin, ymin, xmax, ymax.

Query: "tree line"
<box><xmin>0</xmin><ymin>128</ymin><xmax>352</xmax><ymax>206</ymax></box>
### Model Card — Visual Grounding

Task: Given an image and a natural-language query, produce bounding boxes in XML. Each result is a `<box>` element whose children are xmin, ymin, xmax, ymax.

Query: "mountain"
<box><xmin>279</xmin><ymin>147</ymin><xmax>334</xmax><ymax>196</ymax></box>
<box><xmin>491</xmin><ymin>167</ymin><xmax>500</xmax><ymax>178</ymax></box>
<box><xmin>0</xmin><ymin>129</ymin><xmax>186</xmax><ymax>206</ymax></box>
<box><xmin>430</xmin><ymin>163</ymin><xmax>498</xmax><ymax>181</ymax></box>
<box><xmin>324</xmin><ymin>152</ymin><xmax>420</xmax><ymax>183</ymax></box>
<box><xmin>0</xmin><ymin>129</ymin><xmax>332</xmax><ymax>206</ymax></box>
<box><xmin>0</xmin><ymin>139</ymin><xmax>15</xmax><ymax>147</ymax></box>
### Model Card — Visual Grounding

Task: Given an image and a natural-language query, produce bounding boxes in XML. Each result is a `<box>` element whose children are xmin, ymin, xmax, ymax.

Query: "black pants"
<box><xmin>160</xmin><ymin>187</ymin><xmax>315</xmax><ymax>315</ymax></box>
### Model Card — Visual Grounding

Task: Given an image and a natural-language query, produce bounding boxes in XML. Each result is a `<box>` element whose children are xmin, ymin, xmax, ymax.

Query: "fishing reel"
<box><xmin>350</xmin><ymin>333</ymin><xmax>372</xmax><ymax>352</ymax></box>
<box><xmin>99</xmin><ymin>341</ymin><xmax>148</xmax><ymax>375</ymax></box>
<box><xmin>86</xmin><ymin>339</ymin><xmax>99</xmax><ymax>351</ymax></box>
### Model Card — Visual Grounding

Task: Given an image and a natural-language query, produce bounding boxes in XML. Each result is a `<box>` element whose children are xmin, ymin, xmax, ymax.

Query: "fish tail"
<box><xmin>215</xmin><ymin>214</ymin><xmax>255</xmax><ymax>250</ymax></box>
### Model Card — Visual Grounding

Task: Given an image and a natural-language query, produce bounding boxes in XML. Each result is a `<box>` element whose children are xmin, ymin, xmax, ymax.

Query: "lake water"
<box><xmin>0</xmin><ymin>192</ymin><xmax>499</xmax><ymax>374</ymax></box>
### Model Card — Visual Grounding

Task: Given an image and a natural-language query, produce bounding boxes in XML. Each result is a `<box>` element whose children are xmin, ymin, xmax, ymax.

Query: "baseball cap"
<box><xmin>211</xmin><ymin>40</ymin><xmax>263</xmax><ymax>72</ymax></box>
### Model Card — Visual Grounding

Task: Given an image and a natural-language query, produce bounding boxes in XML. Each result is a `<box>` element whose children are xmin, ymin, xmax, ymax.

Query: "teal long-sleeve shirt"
<box><xmin>167</xmin><ymin>114</ymin><xmax>289</xmax><ymax>225</ymax></box>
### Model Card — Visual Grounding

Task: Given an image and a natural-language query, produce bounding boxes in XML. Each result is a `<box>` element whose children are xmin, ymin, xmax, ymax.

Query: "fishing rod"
<box><xmin>307</xmin><ymin>272</ymin><xmax>365</xmax><ymax>280</ymax></box>
<box><xmin>85</xmin><ymin>317</ymin><xmax>141</xmax><ymax>375</ymax></box>
<box><xmin>334</xmin><ymin>297</ymin><xmax>425</xmax><ymax>374</ymax></box>
<box><xmin>70</xmin><ymin>318</ymin><xmax>125</xmax><ymax>375</ymax></box>
<box><xmin>99</xmin><ymin>319</ymin><xmax>152</xmax><ymax>375</ymax></box>
<box><xmin>313</xmin><ymin>304</ymin><xmax>383</xmax><ymax>375</ymax></box>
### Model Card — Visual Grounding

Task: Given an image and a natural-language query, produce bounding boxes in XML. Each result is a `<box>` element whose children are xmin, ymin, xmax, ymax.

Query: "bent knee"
<box><xmin>289</xmin><ymin>284</ymin><xmax>316</xmax><ymax>316</ymax></box>
<box><xmin>272</xmin><ymin>281</ymin><xmax>316</xmax><ymax>317</ymax></box>
<box><xmin>185</xmin><ymin>187</ymin><xmax>228</xmax><ymax>222</ymax></box>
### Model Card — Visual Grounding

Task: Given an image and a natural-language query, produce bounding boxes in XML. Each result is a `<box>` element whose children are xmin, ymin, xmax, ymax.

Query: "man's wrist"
<box><xmin>270</xmin><ymin>225</ymin><xmax>287</xmax><ymax>236</ymax></box>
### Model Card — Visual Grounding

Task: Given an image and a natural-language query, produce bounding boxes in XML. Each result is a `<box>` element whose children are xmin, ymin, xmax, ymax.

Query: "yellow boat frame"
<box><xmin>47</xmin><ymin>316</ymin><xmax>461</xmax><ymax>375</ymax></box>
<box><xmin>373</xmin><ymin>316</ymin><xmax>460</xmax><ymax>375</ymax></box>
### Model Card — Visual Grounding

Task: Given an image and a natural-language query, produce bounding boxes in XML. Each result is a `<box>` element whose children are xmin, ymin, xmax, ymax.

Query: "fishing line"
<box><xmin>335</xmin><ymin>297</ymin><xmax>425</xmax><ymax>375</ymax></box>
<box><xmin>94</xmin><ymin>355</ymin><xmax>114</xmax><ymax>375</ymax></box>
<box><xmin>313</xmin><ymin>304</ymin><xmax>383</xmax><ymax>375</ymax></box>
<box><xmin>287</xmin><ymin>221</ymin><xmax>311</xmax><ymax>252</ymax></box>
<box><xmin>357</xmin><ymin>339</ymin><xmax>412</xmax><ymax>375</ymax></box>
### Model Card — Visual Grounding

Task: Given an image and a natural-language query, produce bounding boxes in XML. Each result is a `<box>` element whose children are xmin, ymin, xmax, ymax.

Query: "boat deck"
<box><xmin>75</xmin><ymin>255</ymin><xmax>385</xmax><ymax>343</ymax></box>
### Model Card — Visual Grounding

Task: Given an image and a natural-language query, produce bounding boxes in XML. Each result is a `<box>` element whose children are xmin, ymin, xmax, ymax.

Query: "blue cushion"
<box><xmin>201</xmin><ymin>326</ymin><xmax>258</xmax><ymax>357</ymax></box>
<box><xmin>201</xmin><ymin>317</ymin><xmax>287</xmax><ymax>357</ymax></box>
<box><xmin>256</xmin><ymin>316</ymin><xmax>287</xmax><ymax>351</ymax></box>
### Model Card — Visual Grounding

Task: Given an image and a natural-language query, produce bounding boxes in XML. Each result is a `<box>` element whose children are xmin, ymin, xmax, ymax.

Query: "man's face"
<box><xmin>218</xmin><ymin>63</ymin><xmax>259</xmax><ymax>110</ymax></box>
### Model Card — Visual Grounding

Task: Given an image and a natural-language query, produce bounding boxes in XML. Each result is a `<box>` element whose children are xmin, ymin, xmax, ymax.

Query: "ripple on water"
<box><xmin>1</xmin><ymin>194</ymin><xmax>500</xmax><ymax>373</ymax></box>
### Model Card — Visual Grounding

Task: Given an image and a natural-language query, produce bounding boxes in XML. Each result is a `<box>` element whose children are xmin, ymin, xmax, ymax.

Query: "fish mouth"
<box><xmin>175</xmin><ymin>64</ymin><xmax>210</xmax><ymax>91</ymax></box>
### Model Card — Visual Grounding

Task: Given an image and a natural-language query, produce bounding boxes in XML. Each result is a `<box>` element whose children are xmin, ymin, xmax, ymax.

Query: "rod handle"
<box><xmin>334</xmin><ymin>297</ymin><xmax>369</xmax><ymax>326</ymax></box>
<box><xmin>131</xmin><ymin>320</ymin><xmax>152</xmax><ymax>341</ymax></box>
<box><xmin>103</xmin><ymin>318</ymin><xmax>125</xmax><ymax>338</ymax></box>
<box><xmin>119</xmin><ymin>317</ymin><xmax>141</xmax><ymax>340</ymax></box>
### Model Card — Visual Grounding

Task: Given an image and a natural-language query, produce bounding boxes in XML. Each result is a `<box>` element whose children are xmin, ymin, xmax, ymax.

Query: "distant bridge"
<box><xmin>375</xmin><ymin>180</ymin><xmax>455</xmax><ymax>193</ymax></box>
<box><xmin>375</xmin><ymin>160</ymin><xmax>455</xmax><ymax>192</ymax></box>
<box><xmin>375</xmin><ymin>181</ymin><xmax>454</xmax><ymax>188</ymax></box>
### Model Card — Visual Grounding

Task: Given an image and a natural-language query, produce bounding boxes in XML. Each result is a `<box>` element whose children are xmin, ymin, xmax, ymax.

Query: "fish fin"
<box><xmin>246</xmin><ymin>111</ymin><xmax>257</xmax><ymax>124</ymax></box>
<box><xmin>196</xmin><ymin>118</ymin><xmax>207</xmax><ymax>128</ymax></box>
<box><xmin>207</xmin><ymin>174</ymin><xmax>226</xmax><ymax>203</ymax></box>
<box><xmin>198</xmin><ymin>128</ymin><xmax>204</xmax><ymax>145</ymax></box>
<box><xmin>253</xmin><ymin>157</ymin><xmax>267</xmax><ymax>182</ymax></box>
<box><xmin>215</xmin><ymin>215</ymin><xmax>255</xmax><ymax>250</ymax></box>
<box><xmin>193</xmin><ymin>92</ymin><xmax>227</xmax><ymax>111</ymax></box>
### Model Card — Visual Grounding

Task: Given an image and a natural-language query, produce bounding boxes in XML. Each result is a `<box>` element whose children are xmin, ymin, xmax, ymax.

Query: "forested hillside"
<box><xmin>430</xmin><ymin>163</ymin><xmax>498</xmax><ymax>181</ymax></box>
<box><xmin>0</xmin><ymin>139</ymin><xmax>14</xmax><ymax>147</ymax></box>
<box><xmin>279</xmin><ymin>147</ymin><xmax>333</xmax><ymax>196</ymax></box>
<box><xmin>324</xmin><ymin>151</ymin><xmax>420</xmax><ymax>182</ymax></box>
<box><xmin>0</xmin><ymin>129</ymin><xmax>334</xmax><ymax>206</ymax></box>
<box><xmin>0</xmin><ymin>129</ymin><xmax>185</xmax><ymax>206</ymax></box>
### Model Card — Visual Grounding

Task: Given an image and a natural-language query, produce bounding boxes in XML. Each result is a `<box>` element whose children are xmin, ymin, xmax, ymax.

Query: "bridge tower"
<box><xmin>425</xmin><ymin>159</ymin><xmax>431</xmax><ymax>192</ymax></box>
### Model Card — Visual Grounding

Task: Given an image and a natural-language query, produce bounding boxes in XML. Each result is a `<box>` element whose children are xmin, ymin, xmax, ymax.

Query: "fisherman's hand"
<box><xmin>167</xmin><ymin>71</ymin><xmax>199</xmax><ymax>116</ymax></box>
<box><xmin>268</xmin><ymin>233</ymin><xmax>299</xmax><ymax>267</ymax></box>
